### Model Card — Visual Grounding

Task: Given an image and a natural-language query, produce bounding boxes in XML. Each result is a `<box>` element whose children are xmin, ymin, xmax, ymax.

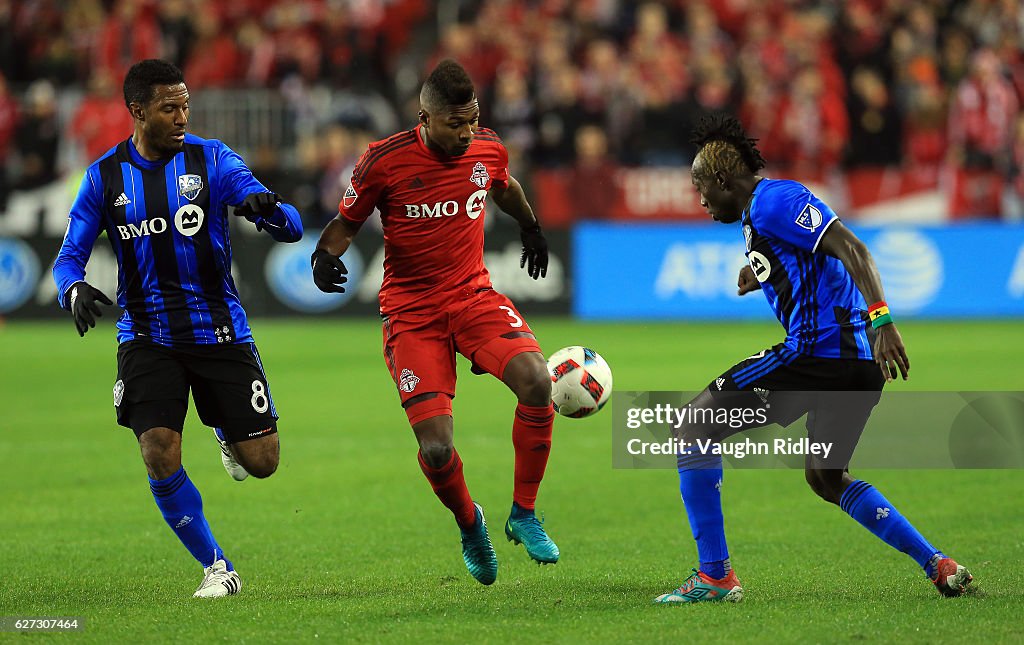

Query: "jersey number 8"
<box><xmin>250</xmin><ymin>380</ymin><xmax>269</xmax><ymax>413</ymax></box>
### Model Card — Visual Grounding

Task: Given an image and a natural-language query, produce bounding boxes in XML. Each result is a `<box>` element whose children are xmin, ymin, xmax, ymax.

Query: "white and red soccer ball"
<box><xmin>547</xmin><ymin>346</ymin><xmax>613</xmax><ymax>418</ymax></box>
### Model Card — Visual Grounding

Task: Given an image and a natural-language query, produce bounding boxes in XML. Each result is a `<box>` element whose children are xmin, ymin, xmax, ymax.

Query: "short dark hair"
<box><xmin>123</xmin><ymin>59</ymin><xmax>184</xmax><ymax>108</ymax></box>
<box><xmin>691</xmin><ymin>112</ymin><xmax>767</xmax><ymax>177</ymax></box>
<box><xmin>420</xmin><ymin>59</ymin><xmax>476</xmax><ymax>112</ymax></box>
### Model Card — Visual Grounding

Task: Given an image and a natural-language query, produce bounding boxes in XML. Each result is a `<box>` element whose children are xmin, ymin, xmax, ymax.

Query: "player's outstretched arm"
<box><xmin>818</xmin><ymin>221</ymin><xmax>909</xmax><ymax>382</ymax></box>
<box><xmin>216</xmin><ymin>143</ymin><xmax>301</xmax><ymax>241</ymax></box>
<box><xmin>232</xmin><ymin>192</ymin><xmax>303</xmax><ymax>243</ymax></box>
<box><xmin>311</xmin><ymin>215</ymin><xmax>360</xmax><ymax>293</ymax></box>
<box><xmin>490</xmin><ymin>176</ymin><xmax>548</xmax><ymax>279</ymax></box>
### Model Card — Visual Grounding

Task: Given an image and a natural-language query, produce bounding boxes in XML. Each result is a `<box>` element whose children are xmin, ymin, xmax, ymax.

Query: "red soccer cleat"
<box><xmin>931</xmin><ymin>557</ymin><xmax>973</xmax><ymax>597</ymax></box>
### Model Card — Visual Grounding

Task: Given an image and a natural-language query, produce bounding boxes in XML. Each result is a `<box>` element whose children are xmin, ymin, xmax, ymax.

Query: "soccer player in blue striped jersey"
<box><xmin>52</xmin><ymin>59</ymin><xmax>302</xmax><ymax>598</ymax></box>
<box><xmin>653</xmin><ymin>114</ymin><xmax>972</xmax><ymax>604</ymax></box>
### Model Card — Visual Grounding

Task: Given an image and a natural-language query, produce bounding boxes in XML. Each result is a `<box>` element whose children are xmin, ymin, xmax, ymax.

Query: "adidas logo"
<box><xmin>715</xmin><ymin>377</ymin><xmax>726</xmax><ymax>390</ymax></box>
<box><xmin>408</xmin><ymin>177</ymin><xmax>425</xmax><ymax>189</ymax></box>
<box><xmin>113</xmin><ymin>192</ymin><xmax>131</xmax><ymax>207</ymax></box>
<box><xmin>875</xmin><ymin>507</ymin><xmax>890</xmax><ymax>520</ymax></box>
<box><xmin>221</xmin><ymin>576</ymin><xmax>240</xmax><ymax>595</ymax></box>
<box><xmin>754</xmin><ymin>387</ymin><xmax>770</xmax><ymax>403</ymax></box>
<box><xmin>176</xmin><ymin>515</ymin><xmax>193</xmax><ymax>528</ymax></box>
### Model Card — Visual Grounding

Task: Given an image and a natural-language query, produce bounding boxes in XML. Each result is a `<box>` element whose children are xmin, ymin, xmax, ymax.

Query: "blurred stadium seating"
<box><xmin>2</xmin><ymin>0</ymin><xmax>1023</xmax><ymax>219</ymax></box>
<box><xmin>0</xmin><ymin>0</ymin><xmax>1022</xmax><ymax>321</ymax></box>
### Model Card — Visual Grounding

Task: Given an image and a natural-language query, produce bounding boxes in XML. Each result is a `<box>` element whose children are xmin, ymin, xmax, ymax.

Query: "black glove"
<box><xmin>311</xmin><ymin>248</ymin><xmax>348</xmax><ymax>293</ymax></box>
<box><xmin>520</xmin><ymin>224</ymin><xmax>548</xmax><ymax>280</ymax></box>
<box><xmin>234</xmin><ymin>192</ymin><xmax>282</xmax><ymax>222</ymax></box>
<box><xmin>67</xmin><ymin>281</ymin><xmax>113</xmax><ymax>337</ymax></box>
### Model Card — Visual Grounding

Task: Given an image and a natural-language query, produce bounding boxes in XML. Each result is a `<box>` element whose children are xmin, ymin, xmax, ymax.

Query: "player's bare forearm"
<box><xmin>494</xmin><ymin>176</ymin><xmax>549</xmax><ymax>279</ymax></box>
<box><xmin>490</xmin><ymin>176</ymin><xmax>538</xmax><ymax>228</ymax></box>
<box><xmin>312</xmin><ymin>215</ymin><xmax>358</xmax><ymax>293</ymax></box>
<box><xmin>818</xmin><ymin>221</ymin><xmax>886</xmax><ymax>305</ymax></box>
<box><xmin>819</xmin><ymin>221</ymin><xmax>909</xmax><ymax>380</ymax></box>
<box><xmin>316</xmin><ymin>215</ymin><xmax>360</xmax><ymax>257</ymax></box>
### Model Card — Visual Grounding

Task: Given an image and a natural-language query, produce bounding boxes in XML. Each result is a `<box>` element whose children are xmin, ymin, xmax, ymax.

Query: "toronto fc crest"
<box><xmin>399</xmin><ymin>368</ymin><xmax>420</xmax><ymax>393</ymax></box>
<box><xmin>469</xmin><ymin>162</ymin><xmax>490</xmax><ymax>188</ymax></box>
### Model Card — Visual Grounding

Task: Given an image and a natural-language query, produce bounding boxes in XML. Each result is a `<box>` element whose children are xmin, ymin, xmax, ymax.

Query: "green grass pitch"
<box><xmin>1</xmin><ymin>319</ymin><xmax>1022</xmax><ymax>642</ymax></box>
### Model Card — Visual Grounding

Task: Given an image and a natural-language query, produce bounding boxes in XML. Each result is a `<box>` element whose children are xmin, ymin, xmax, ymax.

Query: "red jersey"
<box><xmin>338</xmin><ymin>125</ymin><xmax>510</xmax><ymax>315</ymax></box>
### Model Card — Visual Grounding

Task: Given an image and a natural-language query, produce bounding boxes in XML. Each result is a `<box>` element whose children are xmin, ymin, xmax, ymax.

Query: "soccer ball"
<box><xmin>547</xmin><ymin>346</ymin><xmax>613</xmax><ymax>418</ymax></box>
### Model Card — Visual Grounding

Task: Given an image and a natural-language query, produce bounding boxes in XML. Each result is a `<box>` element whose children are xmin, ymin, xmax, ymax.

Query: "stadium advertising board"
<box><xmin>0</xmin><ymin>220</ymin><xmax>571</xmax><ymax>319</ymax></box>
<box><xmin>573</xmin><ymin>222</ymin><xmax>1024</xmax><ymax>319</ymax></box>
<box><xmin>533</xmin><ymin>167</ymin><xmax>1001</xmax><ymax>228</ymax></box>
<box><xmin>534</xmin><ymin>167</ymin><xmax>705</xmax><ymax>227</ymax></box>
<box><xmin>249</xmin><ymin>222</ymin><xmax>571</xmax><ymax>317</ymax></box>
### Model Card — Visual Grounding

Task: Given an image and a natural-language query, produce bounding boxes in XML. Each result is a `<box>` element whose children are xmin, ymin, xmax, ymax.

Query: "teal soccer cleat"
<box><xmin>505</xmin><ymin>503</ymin><xmax>560</xmax><ymax>564</ymax></box>
<box><xmin>461</xmin><ymin>503</ymin><xmax>498</xmax><ymax>585</ymax></box>
<box><xmin>654</xmin><ymin>569</ymin><xmax>744</xmax><ymax>604</ymax></box>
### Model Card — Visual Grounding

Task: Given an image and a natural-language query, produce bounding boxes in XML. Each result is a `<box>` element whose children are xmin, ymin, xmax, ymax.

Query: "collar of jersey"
<box><xmin>415</xmin><ymin>124</ymin><xmax>457</xmax><ymax>160</ymax></box>
<box><xmin>743</xmin><ymin>177</ymin><xmax>769</xmax><ymax>221</ymax></box>
<box><xmin>127</xmin><ymin>136</ymin><xmax>173</xmax><ymax>170</ymax></box>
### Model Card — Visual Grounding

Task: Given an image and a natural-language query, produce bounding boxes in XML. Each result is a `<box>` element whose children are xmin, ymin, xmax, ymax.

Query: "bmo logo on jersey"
<box><xmin>405</xmin><ymin>201</ymin><xmax>458</xmax><ymax>218</ymax></box>
<box><xmin>465</xmin><ymin>189</ymin><xmax>487</xmax><ymax>220</ymax></box>
<box><xmin>116</xmin><ymin>205</ymin><xmax>206</xmax><ymax>239</ymax></box>
<box><xmin>116</xmin><ymin>217</ymin><xmax>168</xmax><ymax>239</ymax></box>
<box><xmin>404</xmin><ymin>190</ymin><xmax>489</xmax><ymax>220</ymax></box>
<box><xmin>174</xmin><ymin>205</ymin><xmax>205</xmax><ymax>236</ymax></box>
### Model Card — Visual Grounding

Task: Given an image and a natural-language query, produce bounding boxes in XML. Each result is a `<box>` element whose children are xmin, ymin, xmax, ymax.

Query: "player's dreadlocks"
<box><xmin>690</xmin><ymin>113</ymin><xmax>767</xmax><ymax>178</ymax></box>
<box><xmin>421</xmin><ymin>59</ymin><xmax>476</xmax><ymax>111</ymax></box>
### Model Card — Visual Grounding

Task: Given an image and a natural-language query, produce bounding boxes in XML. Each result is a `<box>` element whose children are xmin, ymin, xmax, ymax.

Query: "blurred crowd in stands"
<box><xmin>1</xmin><ymin>0</ymin><xmax>1022</xmax><ymax>220</ymax></box>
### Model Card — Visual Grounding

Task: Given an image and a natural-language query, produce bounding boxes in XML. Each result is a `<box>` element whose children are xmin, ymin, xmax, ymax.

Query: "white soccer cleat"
<box><xmin>193</xmin><ymin>559</ymin><xmax>242</xmax><ymax>598</ymax></box>
<box><xmin>215</xmin><ymin>429</ymin><xmax>248</xmax><ymax>481</ymax></box>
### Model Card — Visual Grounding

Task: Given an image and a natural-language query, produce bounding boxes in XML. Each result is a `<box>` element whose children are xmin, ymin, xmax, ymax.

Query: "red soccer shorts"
<box><xmin>382</xmin><ymin>289</ymin><xmax>541</xmax><ymax>424</ymax></box>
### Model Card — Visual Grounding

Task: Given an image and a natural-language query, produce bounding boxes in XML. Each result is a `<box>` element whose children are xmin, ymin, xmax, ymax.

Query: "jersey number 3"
<box><xmin>499</xmin><ymin>306</ymin><xmax>523</xmax><ymax>328</ymax></box>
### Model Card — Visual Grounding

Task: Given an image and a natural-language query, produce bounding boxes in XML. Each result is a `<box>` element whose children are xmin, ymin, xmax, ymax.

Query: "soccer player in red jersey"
<box><xmin>312</xmin><ymin>60</ymin><xmax>557</xmax><ymax>585</ymax></box>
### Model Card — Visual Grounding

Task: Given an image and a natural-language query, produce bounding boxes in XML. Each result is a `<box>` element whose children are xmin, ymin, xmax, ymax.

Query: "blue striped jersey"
<box><xmin>53</xmin><ymin>134</ymin><xmax>302</xmax><ymax>346</ymax></box>
<box><xmin>742</xmin><ymin>178</ymin><xmax>874</xmax><ymax>360</ymax></box>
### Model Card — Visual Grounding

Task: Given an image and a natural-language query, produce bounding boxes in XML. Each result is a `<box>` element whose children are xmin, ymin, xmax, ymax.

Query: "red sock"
<box><xmin>512</xmin><ymin>402</ymin><xmax>554</xmax><ymax>509</ymax></box>
<box><xmin>418</xmin><ymin>448</ymin><xmax>476</xmax><ymax>528</ymax></box>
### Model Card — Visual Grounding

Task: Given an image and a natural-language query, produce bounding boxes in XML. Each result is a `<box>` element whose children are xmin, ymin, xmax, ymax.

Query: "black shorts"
<box><xmin>114</xmin><ymin>340</ymin><xmax>279</xmax><ymax>444</ymax></box>
<box><xmin>693</xmin><ymin>343</ymin><xmax>885</xmax><ymax>467</ymax></box>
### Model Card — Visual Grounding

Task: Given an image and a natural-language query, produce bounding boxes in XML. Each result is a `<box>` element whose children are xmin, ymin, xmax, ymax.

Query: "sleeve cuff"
<box><xmin>811</xmin><ymin>216</ymin><xmax>838</xmax><ymax>253</ymax></box>
<box><xmin>338</xmin><ymin>210</ymin><xmax>366</xmax><ymax>225</ymax></box>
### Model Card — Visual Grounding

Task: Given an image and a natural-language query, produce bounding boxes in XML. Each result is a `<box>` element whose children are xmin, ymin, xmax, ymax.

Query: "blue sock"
<box><xmin>677</xmin><ymin>451</ymin><xmax>729</xmax><ymax>579</ymax></box>
<box><xmin>840</xmin><ymin>480</ymin><xmax>942</xmax><ymax>577</ymax></box>
<box><xmin>149</xmin><ymin>467</ymin><xmax>232</xmax><ymax>570</ymax></box>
